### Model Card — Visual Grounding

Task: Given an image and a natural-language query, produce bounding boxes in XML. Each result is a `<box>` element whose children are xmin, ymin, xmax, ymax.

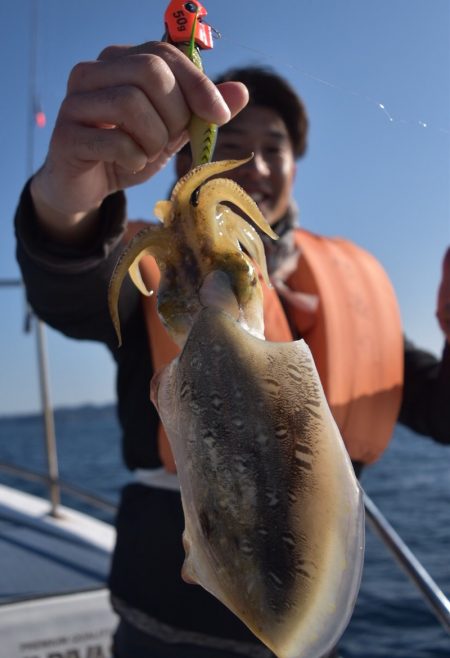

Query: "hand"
<box><xmin>30</xmin><ymin>41</ymin><xmax>248</xmax><ymax>242</ymax></box>
<box><xmin>436</xmin><ymin>247</ymin><xmax>450</xmax><ymax>342</ymax></box>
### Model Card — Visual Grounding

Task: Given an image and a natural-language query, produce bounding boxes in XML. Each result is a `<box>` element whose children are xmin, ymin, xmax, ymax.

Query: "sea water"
<box><xmin>0</xmin><ymin>407</ymin><xmax>449</xmax><ymax>657</ymax></box>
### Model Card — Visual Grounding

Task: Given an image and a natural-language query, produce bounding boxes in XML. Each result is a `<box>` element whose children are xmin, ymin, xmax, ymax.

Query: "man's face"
<box><xmin>176</xmin><ymin>106</ymin><xmax>296</xmax><ymax>226</ymax></box>
<box><xmin>212</xmin><ymin>106</ymin><xmax>296</xmax><ymax>226</ymax></box>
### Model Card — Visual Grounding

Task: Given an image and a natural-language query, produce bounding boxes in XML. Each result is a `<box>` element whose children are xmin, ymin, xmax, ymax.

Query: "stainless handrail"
<box><xmin>365</xmin><ymin>493</ymin><xmax>450</xmax><ymax>634</ymax></box>
<box><xmin>0</xmin><ymin>279</ymin><xmax>22</xmax><ymax>287</ymax></box>
<box><xmin>0</xmin><ymin>461</ymin><xmax>117</xmax><ymax>516</ymax></box>
<box><xmin>34</xmin><ymin>316</ymin><xmax>60</xmax><ymax>515</ymax></box>
<box><xmin>1</xmin><ymin>278</ymin><xmax>60</xmax><ymax>515</ymax></box>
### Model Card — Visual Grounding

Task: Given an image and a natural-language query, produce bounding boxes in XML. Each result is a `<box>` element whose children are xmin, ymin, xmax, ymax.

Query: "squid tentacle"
<box><xmin>153</xmin><ymin>200</ymin><xmax>173</xmax><ymax>224</ymax></box>
<box><xmin>108</xmin><ymin>224</ymin><xmax>169</xmax><ymax>346</ymax></box>
<box><xmin>109</xmin><ymin>157</ymin><xmax>275</xmax><ymax>347</ymax></box>
<box><xmin>198</xmin><ymin>176</ymin><xmax>278</xmax><ymax>242</ymax></box>
<box><xmin>170</xmin><ymin>157</ymin><xmax>254</xmax><ymax>208</ymax></box>
<box><xmin>217</xmin><ymin>205</ymin><xmax>271</xmax><ymax>286</ymax></box>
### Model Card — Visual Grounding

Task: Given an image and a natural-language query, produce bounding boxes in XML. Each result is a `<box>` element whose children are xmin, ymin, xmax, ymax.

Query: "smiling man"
<box><xmin>177</xmin><ymin>66</ymin><xmax>306</xmax><ymax>228</ymax></box>
<box><xmin>14</xmin><ymin>47</ymin><xmax>450</xmax><ymax>658</ymax></box>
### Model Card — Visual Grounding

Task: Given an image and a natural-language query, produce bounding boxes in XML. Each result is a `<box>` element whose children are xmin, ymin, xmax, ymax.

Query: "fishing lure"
<box><xmin>164</xmin><ymin>0</ymin><xmax>217</xmax><ymax>166</ymax></box>
<box><xmin>164</xmin><ymin>0</ymin><xmax>213</xmax><ymax>50</ymax></box>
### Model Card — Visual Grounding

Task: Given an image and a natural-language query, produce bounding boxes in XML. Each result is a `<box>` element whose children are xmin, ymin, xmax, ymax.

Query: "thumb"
<box><xmin>216</xmin><ymin>81</ymin><xmax>249</xmax><ymax>122</ymax></box>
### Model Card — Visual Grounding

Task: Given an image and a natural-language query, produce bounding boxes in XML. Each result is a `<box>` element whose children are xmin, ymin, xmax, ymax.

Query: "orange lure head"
<box><xmin>164</xmin><ymin>1</ymin><xmax>213</xmax><ymax>49</ymax></box>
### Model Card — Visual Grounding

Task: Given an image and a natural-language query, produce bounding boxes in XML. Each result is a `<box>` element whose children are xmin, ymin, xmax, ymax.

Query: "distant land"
<box><xmin>0</xmin><ymin>402</ymin><xmax>117</xmax><ymax>422</ymax></box>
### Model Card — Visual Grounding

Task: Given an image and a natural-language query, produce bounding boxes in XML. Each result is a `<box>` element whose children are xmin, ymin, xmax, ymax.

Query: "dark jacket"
<box><xmin>15</xmin><ymin>182</ymin><xmax>450</xmax><ymax>467</ymax></box>
<box><xmin>14</xmin><ymin>181</ymin><xmax>450</xmax><ymax>645</ymax></box>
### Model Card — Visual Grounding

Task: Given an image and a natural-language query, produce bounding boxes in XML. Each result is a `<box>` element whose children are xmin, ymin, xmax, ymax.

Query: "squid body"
<box><xmin>108</xmin><ymin>158</ymin><xmax>364</xmax><ymax>658</ymax></box>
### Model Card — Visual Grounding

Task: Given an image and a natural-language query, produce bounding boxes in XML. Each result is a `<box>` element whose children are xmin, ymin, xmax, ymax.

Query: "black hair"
<box><xmin>214</xmin><ymin>65</ymin><xmax>308</xmax><ymax>159</ymax></box>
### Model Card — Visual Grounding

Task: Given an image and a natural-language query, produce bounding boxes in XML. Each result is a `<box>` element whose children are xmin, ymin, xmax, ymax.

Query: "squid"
<box><xmin>108</xmin><ymin>157</ymin><xmax>365</xmax><ymax>658</ymax></box>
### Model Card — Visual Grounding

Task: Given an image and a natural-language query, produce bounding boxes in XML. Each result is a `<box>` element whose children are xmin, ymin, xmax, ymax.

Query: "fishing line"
<box><xmin>219</xmin><ymin>35</ymin><xmax>450</xmax><ymax>137</ymax></box>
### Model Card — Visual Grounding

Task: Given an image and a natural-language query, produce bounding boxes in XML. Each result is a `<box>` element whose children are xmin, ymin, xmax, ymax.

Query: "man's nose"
<box><xmin>241</xmin><ymin>151</ymin><xmax>270</xmax><ymax>178</ymax></box>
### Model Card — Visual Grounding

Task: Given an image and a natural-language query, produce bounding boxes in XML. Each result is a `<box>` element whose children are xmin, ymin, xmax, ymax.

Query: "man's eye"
<box><xmin>265</xmin><ymin>145</ymin><xmax>284</xmax><ymax>156</ymax></box>
<box><xmin>218</xmin><ymin>142</ymin><xmax>241</xmax><ymax>151</ymax></box>
<box><xmin>215</xmin><ymin>142</ymin><xmax>248</xmax><ymax>159</ymax></box>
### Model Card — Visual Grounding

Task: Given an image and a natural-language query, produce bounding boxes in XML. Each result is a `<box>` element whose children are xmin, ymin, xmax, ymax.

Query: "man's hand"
<box><xmin>436</xmin><ymin>247</ymin><xmax>450</xmax><ymax>343</ymax></box>
<box><xmin>30</xmin><ymin>41</ymin><xmax>248</xmax><ymax>244</ymax></box>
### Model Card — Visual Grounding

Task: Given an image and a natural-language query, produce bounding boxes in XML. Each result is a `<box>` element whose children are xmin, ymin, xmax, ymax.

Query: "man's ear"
<box><xmin>175</xmin><ymin>150</ymin><xmax>192</xmax><ymax>178</ymax></box>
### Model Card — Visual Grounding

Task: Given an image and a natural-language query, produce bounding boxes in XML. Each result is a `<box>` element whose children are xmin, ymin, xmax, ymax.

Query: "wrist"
<box><xmin>30</xmin><ymin>170</ymin><xmax>101</xmax><ymax>245</ymax></box>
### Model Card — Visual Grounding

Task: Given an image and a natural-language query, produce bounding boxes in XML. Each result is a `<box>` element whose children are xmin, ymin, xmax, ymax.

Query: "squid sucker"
<box><xmin>109</xmin><ymin>158</ymin><xmax>365</xmax><ymax>658</ymax></box>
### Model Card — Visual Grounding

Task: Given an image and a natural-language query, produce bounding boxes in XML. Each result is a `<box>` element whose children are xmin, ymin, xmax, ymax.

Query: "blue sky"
<box><xmin>0</xmin><ymin>0</ymin><xmax>449</xmax><ymax>415</ymax></box>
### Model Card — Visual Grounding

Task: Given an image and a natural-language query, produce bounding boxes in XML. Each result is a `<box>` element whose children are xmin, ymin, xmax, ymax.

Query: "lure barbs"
<box><xmin>164</xmin><ymin>1</ymin><xmax>213</xmax><ymax>50</ymax></box>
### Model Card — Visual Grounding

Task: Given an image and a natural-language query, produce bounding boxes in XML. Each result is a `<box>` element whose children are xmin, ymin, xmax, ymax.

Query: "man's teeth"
<box><xmin>250</xmin><ymin>192</ymin><xmax>264</xmax><ymax>203</ymax></box>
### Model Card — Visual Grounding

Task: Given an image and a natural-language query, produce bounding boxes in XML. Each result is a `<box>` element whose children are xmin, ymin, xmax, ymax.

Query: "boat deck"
<box><xmin>0</xmin><ymin>484</ymin><xmax>115</xmax><ymax>603</ymax></box>
<box><xmin>0</xmin><ymin>484</ymin><xmax>118</xmax><ymax>658</ymax></box>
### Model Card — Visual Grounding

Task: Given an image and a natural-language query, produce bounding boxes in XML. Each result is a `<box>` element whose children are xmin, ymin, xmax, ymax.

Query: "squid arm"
<box><xmin>108</xmin><ymin>224</ymin><xmax>169</xmax><ymax>347</ymax></box>
<box><xmin>216</xmin><ymin>204</ymin><xmax>272</xmax><ymax>286</ymax></box>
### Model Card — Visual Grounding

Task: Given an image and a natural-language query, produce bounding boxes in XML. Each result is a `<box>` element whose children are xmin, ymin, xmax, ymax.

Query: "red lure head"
<box><xmin>164</xmin><ymin>1</ymin><xmax>213</xmax><ymax>50</ymax></box>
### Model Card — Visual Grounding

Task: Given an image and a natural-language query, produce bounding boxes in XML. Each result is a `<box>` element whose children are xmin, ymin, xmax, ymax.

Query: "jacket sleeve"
<box><xmin>14</xmin><ymin>180</ymin><xmax>162</xmax><ymax>470</ymax></box>
<box><xmin>398</xmin><ymin>337</ymin><xmax>450</xmax><ymax>444</ymax></box>
<box><xmin>14</xmin><ymin>179</ymin><xmax>140</xmax><ymax>352</ymax></box>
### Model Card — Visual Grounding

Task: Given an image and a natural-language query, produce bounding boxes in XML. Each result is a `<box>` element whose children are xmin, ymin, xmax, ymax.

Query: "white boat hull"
<box><xmin>0</xmin><ymin>589</ymin><xmax>118</xmax><ymax>658</ymax></box>
<box><xmin>0</xmin><ymin>484</ymin><xmax>118</xmax><ymax>657</ymax></box>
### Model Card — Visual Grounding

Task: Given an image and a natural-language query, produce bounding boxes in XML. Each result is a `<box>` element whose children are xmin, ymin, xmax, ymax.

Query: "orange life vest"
<box><xmin>287</xmin><ymin>230</ymin><xmax>403</xmax><ymax>463</ymax></box>
<box><xmin>125</xmin><ymin>223</ymin><xmax>404</xmax><ymax>470</ymax></box>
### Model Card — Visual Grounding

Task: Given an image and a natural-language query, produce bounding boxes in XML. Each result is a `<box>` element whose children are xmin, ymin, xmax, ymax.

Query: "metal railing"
<box><xmin>0</xmin><ymin>461</ymin><xmax>117</xmax><ymax>516</ymax></box>
<box><xmin>364</xmin><ymin>493</ymin><xmax>450</xmax><ymax>634</ymax></box>
<box><xmin>1</xmin><ymin>278</ymin><xmax>60</xmax><ymax>515</ymax></box>
<box><xmin>1</xmin><ymin>277</ymin><xmax>117</xmax><ymax>517</ymax></box>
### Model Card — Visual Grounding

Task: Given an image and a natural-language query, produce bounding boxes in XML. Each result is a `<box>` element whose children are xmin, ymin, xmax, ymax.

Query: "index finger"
<box><xmin>97</xmin><ymin>41</ymin><xmax>232</xmax><ymax>126</ymax></box>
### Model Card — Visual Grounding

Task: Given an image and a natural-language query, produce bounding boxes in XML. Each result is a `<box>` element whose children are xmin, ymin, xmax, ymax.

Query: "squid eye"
<box><xmin>190</xmin><ymin>187</ymin><xmax>200</xmax><ymax>207</ymax></box>
<box><xmin>184</xmin><ymin>2</ymin><xmax>198</xmax><ymax>12</ymax></box>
